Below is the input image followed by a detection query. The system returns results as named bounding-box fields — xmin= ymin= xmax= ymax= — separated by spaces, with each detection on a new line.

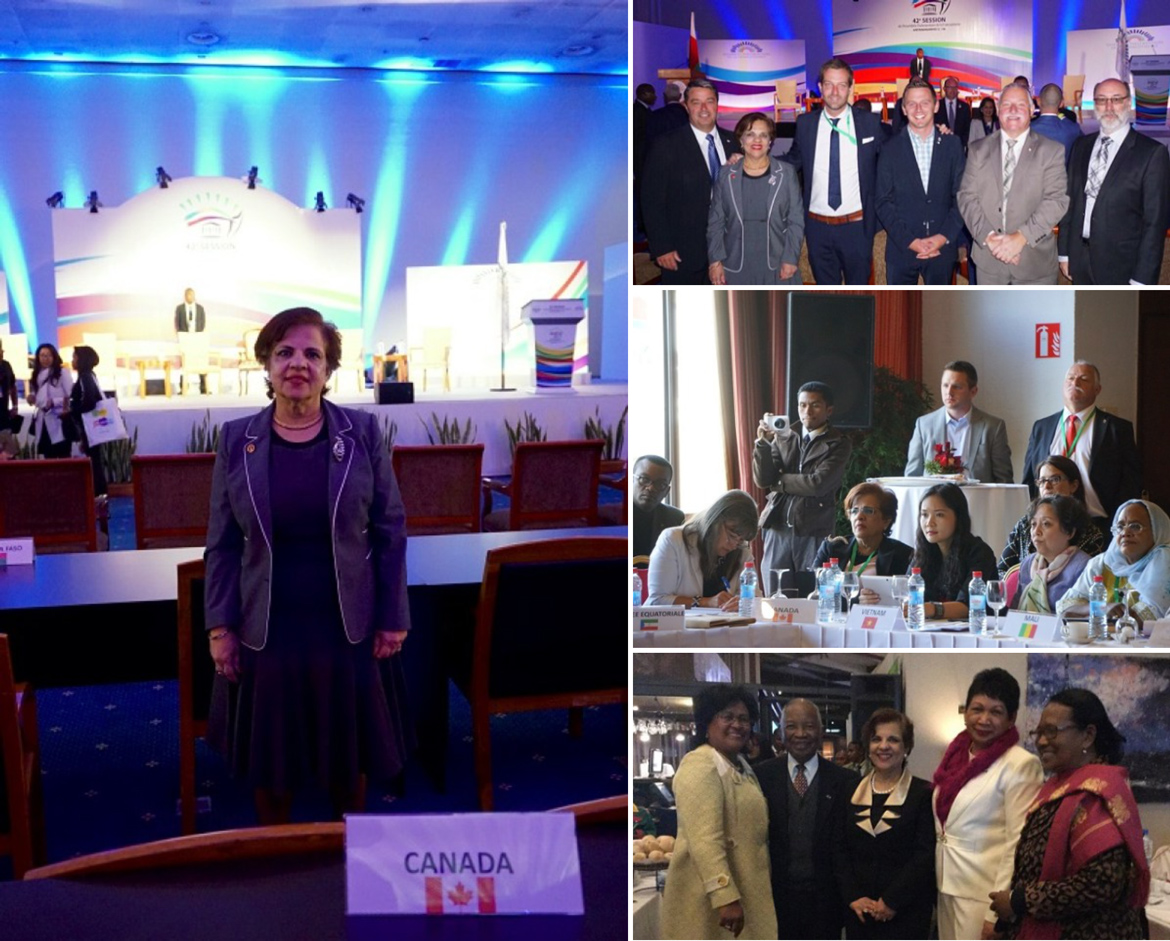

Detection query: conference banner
xmin=698 ymin=39 xmax=807 ymax=129
xmin=831 ymin=0 xmax=1032 ymax=96
xmin=1068 ymin=26 xmax=1170 ymax=120
xmin=1132 ymin=55 xmax=1170 ymax=125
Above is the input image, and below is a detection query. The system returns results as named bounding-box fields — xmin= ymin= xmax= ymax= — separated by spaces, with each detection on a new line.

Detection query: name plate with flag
xmin=1001 ymin=610 xmax=1060 ymax=643
xmin=758 ymin=597 xmax=817 ymax=625
xmin=635 ymin=605 xmax=685 ymax=632
xmin=346 ymin=813 xmax=584 ymax=915
xmin=0 ymin=537 xmax=35 ymax=566
xmin=845 ymin=605 xmax=904 ymax=632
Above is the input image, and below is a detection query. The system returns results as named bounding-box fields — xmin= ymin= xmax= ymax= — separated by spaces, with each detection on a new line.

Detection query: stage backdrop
xmin=1067 ymin=24 xmax=1170 ymax=115
xmin=831 ymin=0 xmax=1033 ymax=95
xmin=698 ymin=39 xmax=807 ymax=129
xmin=51 ymin=177 xmax=360 ymax=352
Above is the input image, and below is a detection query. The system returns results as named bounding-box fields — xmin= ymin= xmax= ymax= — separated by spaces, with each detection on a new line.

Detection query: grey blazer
xmin=957 ymin=130 xmax=1069 ymax=283
xmin=204 ymin=398 xmax=410 ymax=649
xmin=904 ymin=405 xmax=1013 ymax=483
xmin=707 ymin=157 xmax=804 ymax=282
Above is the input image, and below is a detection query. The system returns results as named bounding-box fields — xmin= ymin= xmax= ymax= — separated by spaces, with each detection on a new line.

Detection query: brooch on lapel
xmin=332 ymin=436 xmax=346 ymax=462
xmin=245 ymin=443 xmax=255 ymax=454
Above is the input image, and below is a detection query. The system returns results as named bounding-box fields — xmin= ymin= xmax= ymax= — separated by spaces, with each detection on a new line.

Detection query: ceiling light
xmin=86 ymin=191 xmax=101 ymax=213
xmin=45 ymin=191 xmax=64 ymax=209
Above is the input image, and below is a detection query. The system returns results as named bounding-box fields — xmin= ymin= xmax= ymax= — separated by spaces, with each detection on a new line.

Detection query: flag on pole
xmin=1116 ymin=0 xmax=1130 ymax=82
xmin=688 ymin=12 xmax=699 ymax=72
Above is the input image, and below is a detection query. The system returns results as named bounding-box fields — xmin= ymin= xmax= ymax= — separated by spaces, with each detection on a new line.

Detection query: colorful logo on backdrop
xmin=729 ymin=41 xmax=766 ymax=59
xmin=909 ymin=0 xmax=952 ymax=25
xmin=179 ymin=191 xmax=244 ymax=250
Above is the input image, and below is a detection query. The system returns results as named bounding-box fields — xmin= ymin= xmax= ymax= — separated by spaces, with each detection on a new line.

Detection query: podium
xmin=520 ymin=299 xmax=584 ymax=392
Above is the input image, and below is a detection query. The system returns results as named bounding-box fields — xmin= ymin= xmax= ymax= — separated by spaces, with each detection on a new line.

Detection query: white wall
xmin=1074 ymin=291 xmax=1139 ymax=431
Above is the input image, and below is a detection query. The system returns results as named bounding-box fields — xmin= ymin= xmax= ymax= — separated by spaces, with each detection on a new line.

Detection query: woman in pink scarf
xmin=990 ymin=688 xmax=1149 ymax=939
xmin=932 ymin=668 xmax=1044 ymax=939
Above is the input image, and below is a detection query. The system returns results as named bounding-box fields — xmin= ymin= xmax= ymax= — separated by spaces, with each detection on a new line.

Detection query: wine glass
xmin=985 ymin=580 xmax=1006 ymax=636
xmin=770 ymin=567 xmax=790 ymax=602
xmin=891 ymin=576 xmax=909 ymax=622
xmin=1115 ymin=588 xmax=1140 ymax=641
xmin=839 ymin=572 xmax=860 ymax=618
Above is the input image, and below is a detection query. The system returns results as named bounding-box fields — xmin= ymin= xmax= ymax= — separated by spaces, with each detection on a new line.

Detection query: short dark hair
xmin=1047 ymin=688 xmax=1126 ymax=764
xmin=965 ymin=667 xmax=1021 ymax=718
xmin=818 ymin=58 xmax=854 ymax=88
xmin=904 ymin=77 xmax=937 ymax=100
xmin=1030 ymin=494 xmax=1091 ymax=544
xmin=1038 ymin=83 xmax=1063 ymax=109
xmin=734 ymin=111 xmax=775 ymax=143
xmin=684 ymin=79 xmax=718 ymax=103
xmin=845 ymin=482 xmax=899 ymax=535
xmin=798 ymin=380 xmax=834 ymax=406
xmin=634 ymin=454 xmax=673 ymax=476
xmin=72 ymin=345 xmax=100 ymax=372
xmin=1034 ymin=455 xmax=1087 ymax=504
xmin=861 ymin=708 xmax=915 ymax=756
xmin=636 ymin=83 xmax=656 ymax=98
xmin=694 ymin=684 xmax=758 ymax=741
xmin=942 ymin=360 xmax=978 ymax=386
xmin=254 ymin=307 xmax=342 ymax=400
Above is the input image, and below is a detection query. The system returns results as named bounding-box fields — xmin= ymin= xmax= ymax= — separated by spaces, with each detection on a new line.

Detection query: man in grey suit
xmin=905 ymin=361 xmax=1013 ymax=482
xmin=957 ymin=84 xmax=1069 ymax=284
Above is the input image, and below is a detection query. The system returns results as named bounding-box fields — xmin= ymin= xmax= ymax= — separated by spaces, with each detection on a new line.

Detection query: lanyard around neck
xmin=850 ymin=540 xmax=880 ymax=575
xmin=1061 ymin=408 xmax=1093 ymax=457
xmin=822 ymin=107 xmax=857 ymax=146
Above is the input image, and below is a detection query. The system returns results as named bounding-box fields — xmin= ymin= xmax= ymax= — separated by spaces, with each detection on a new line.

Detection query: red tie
xmin=1065 ymin=415 xmax=1078 ymax=456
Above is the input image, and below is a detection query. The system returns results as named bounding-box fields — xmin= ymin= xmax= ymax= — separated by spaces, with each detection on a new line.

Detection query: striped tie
xmin=1002 ymin=138 xmax=1017 ymax=229
xmin=1085 ymin=136 xmax=1112 ymax=201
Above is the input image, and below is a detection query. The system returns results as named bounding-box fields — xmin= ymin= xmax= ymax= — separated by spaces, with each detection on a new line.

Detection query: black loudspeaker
xmin=850 ymin=674 xmax=904 ymax=743
xmin=376 ymin=381 xmax=414 ymax=405
xmin=144 ymin=379 xmax=166 ymax=396
xmin=786 ymin=294 xmax=875 ymax=430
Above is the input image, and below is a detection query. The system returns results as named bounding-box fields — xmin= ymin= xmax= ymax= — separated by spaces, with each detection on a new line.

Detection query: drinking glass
xmin=892 ymin=576 xmax=909 ymax=609
xmin=1115 ymin=588 xmax=1141 ymax=640
xmin=770 ymin=567 xmax=790 ymax=602
xmin=839 ymin=572 xmax=860 ymax=617
xmin=986 ymin=580 xmax=1006 ymax=636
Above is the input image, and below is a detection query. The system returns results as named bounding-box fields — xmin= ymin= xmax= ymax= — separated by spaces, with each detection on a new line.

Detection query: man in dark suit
xmin=1030 ymin=83 xmax=1081 ymax=164
xmin=1021 ymin=360 xmax=1140 ymax=525
xmin=633 ymin=83 xmax=656 ymax=236
xmin=631 ymin=454 xmax=684 ymax=557
xmin=935 ymin=77 xmax=972 ymax=150
xmin=877 ymin=79 xmax=966 ymax=284
xmin=174 ymin=287 xmax=206 ymax=333
xmin=640 ymin=80 xmax=741 ymax=285
xmin=1058 ymin=77 xmax=1170 ymax=285
xmin=783 ymin=58 xmax=884 ymax=285
xmin=756 ymin=699 xmax=857 ymax=941
xmin=644 ymin=82 xmax=689 ymax=148
xmin=909 ymin=48 xmax=931 ymax=83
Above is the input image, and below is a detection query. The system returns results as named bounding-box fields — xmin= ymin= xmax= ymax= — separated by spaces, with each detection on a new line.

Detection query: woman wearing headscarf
xmin=990 ymin=688 xmax=1148 ymax=939
xmin=932 ymin=668 xmax=1044 ymax=940
xmin=661 ymin=684 xmax=777 ymax=939
xmin=1057 ymin=498 xmax=1170 ymax=628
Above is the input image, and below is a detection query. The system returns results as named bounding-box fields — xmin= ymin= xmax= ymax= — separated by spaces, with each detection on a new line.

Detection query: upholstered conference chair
xmin=0 ymin=633 xmax=46 ymax=879
xmin=482 ymin=439 xmax=603 ymax=532
xmin=131 ymin=454 xmax=216 ymax=549
xmin=391 ymin=443 xmax=484 ymax=535
xmin=0 ymin=458 xmax=97 ymax=553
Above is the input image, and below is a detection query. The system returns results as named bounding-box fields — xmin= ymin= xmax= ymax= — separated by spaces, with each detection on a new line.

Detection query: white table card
xmin=844 ymin=604 xmax=904 ymax=632
xmin=1001 ymin=610 xmax=1060 ymax=644
xmin=758 ymin=597 xmax=817 ymax=625
xmin=634 ymin=605 xmax=685 ymax=632
xmin=0 ymin=538 xmax=35 ymax=566
xmin=1146 ymin=620 xmax=1170 ymax=648
xmin=346 ymin=813 xmax=584 ymax=915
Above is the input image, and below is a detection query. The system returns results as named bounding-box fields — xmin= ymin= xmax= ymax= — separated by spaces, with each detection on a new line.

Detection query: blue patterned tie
xmin=706 ymin=133 xmax=720 ymax=183
xmin=828 ymin=118 xmax=842 ymax=210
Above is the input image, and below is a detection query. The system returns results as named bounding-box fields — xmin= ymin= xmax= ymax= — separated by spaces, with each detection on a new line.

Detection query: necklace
xmin=871 ymin=774 xmax=900 ymax=795
xmin=272 ymin=411 xmax=323 ymax=431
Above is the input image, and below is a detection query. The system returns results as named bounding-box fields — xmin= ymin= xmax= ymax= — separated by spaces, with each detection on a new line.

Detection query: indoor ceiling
xmin=0 ymin=0 xmax=627 ymax=75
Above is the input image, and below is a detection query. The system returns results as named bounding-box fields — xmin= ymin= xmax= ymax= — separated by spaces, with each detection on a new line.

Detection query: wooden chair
xmin=391 ymin=443 xmax=484 ymax=535
xmin=236 ymin=328 xmax=264 ymax=396
xmin=1063 ymin=73 xmax=1085 ymax=122
xmin=132 ymin=454 xmax=216 ymax=549
xmin=177 ymin=333 xmax=221 ymax=395
xmin=409 ymin=327 xmax=452 ymax=392
xmin=773 ymin=79 xmax=803 ymax=122
xmin=853 ymin=83 xmax=892 ymax=121
xmin=450 ymin=536 xmax=628 ymax=810
xmin=177 ymin=559 xmax=215 ymax=835
xmin=482 ymin=439 xmax=603 ymax=532
xmin=0 ymin=633 xmax=46 ymax=879
xmin=0 ymin=458 xmax=97 ymax=552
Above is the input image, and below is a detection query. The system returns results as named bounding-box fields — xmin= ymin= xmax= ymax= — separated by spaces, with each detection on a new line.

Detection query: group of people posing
xmin=638 ymin=359 xmax=1168 ymax=624
xmin=636 ymin=59 xmax=1170 ymax=285
xmin=661 ymin=670 xmax=1150 ymax=939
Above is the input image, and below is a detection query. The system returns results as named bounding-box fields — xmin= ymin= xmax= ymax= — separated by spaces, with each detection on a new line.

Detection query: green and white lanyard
xmin=1061 ymin=407 xmax=1094 ymax=458
xmin=821 ymin=106 xmax=858 ymax=146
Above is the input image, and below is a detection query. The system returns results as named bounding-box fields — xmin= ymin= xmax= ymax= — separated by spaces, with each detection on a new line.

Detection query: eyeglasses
xmin=1093 ymin=96 xmax=1129 ymax=107
xmin=741 ymin=131 xmax=772 ymax=141
xmin=848 ymin=506 xmax=878 ymax=517
xmin=1112 ymin=521 xmax=1147 ymax=536
xmin=1036 ymin=475 xmax=1067 ymax=487
xmin=635 ymin=474 xmax=670 ymax=495
xmin=716 ymin=711 xmax=752 ymax=727
xmin=721 ymin=522 xmax=750 ymax=544
xmin=1029 ymin=724 xmax=1077 ymax=741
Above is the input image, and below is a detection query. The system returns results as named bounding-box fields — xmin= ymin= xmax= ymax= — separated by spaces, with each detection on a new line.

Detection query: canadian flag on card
xmin=425 ymin=876 xmax=496 ymax=914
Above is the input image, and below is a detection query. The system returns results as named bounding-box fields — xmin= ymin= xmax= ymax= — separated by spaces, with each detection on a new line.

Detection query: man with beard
xmin=1058 ymin=77 xmax=1170 ymax=285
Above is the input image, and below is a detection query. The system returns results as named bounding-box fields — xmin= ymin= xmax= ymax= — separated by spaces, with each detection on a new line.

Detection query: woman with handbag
xmin=27 ymin=343 xmax=73 ymax=458
xmin=65 ymin=345 xmax=107 ymax=495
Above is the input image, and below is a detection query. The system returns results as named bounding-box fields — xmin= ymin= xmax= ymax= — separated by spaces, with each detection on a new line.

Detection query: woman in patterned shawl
xmin=990 ymin=688 xmax=1149 ymax=939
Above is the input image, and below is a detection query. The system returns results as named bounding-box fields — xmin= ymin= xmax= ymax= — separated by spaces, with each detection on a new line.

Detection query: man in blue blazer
xmin=782 ymin=58 xmax=884 ymax=285
xmin=877 ymin=79 xmax=967 ymax=285
xmin=1030 ymin=84 xmax=1082 ymax=165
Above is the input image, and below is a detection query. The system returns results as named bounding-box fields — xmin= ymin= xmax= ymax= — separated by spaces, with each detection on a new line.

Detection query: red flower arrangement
xmin=925 ymin=442 xmax=965 ymax=475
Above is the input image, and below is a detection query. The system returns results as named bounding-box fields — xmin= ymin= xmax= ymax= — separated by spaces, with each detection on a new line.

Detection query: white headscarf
xmin=1103 ymin=499 xmax=1170 ymax=615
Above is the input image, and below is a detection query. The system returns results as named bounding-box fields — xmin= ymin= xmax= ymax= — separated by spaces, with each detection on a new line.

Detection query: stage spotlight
xmin=314 ymin=192 xmax=327 ymax=212
xmin=346 ymin=193 xmax=365 ymax=213
xmin=156 ymin=166 xmax=172 ymax=188
xmin=247 ymin=166 xmax=258 ymax=189
xmin=86 ymin=191 xmax=102 ymax=213
xmin=45 ymin=191 xmax=64 ymax=209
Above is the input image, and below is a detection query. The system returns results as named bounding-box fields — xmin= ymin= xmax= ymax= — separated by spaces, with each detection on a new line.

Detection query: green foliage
xmin=420 ymin=412 xmax=476 ymax=445
xmin=186 ymin=410 xmax=221 ymax=453
xmin=583 ymin=405 xmax=627 ymax=460
xmin=834 ymin=368 xmax=933 ymax=536
xmin=504 ymin=411 xmax=546 ymax=454
xmin=380 ymin=416 xmax=398 ymax=451
xmin=100 ymin=426 xmax=139 ymax=484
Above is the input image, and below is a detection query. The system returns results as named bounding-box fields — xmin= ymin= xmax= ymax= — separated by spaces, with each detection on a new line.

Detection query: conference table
xmin=875 ymin=477 xmax=1031 ymax=557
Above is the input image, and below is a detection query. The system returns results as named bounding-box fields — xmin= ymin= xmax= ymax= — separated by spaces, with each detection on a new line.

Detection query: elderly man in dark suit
xmin=783 ymin=58 xmax=884 ymax=285
xmin=756 ymin=699 xmax=858 ymax=941
xmin=631 ymin=455 xmax=684 ymax=558
xmin=640 ymin=80 xmax=741 ymax=285
xmin=935 ymin=78 xmax=972 ymax=150
xmin=957 ymin=84 xmax=1068 ymax=284
xmin=876 ymin=79 xmax=967 ymax=285
xmin=1021 ymin=360 xmax=1141 ymax=526
xmin=644 ymin=81 xmax=689 ymax=147
xmin=1058 ymin=78 xmax=1170 ymax=286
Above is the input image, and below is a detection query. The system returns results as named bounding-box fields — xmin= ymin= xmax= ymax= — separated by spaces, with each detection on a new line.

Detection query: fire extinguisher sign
xmin=1035 ymin=323 xmax=1060 ymax=358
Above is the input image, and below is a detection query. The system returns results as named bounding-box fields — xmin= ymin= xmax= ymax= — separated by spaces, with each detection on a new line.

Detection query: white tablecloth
xmin=875 ymin=477 xmax=1031 ymax=560
xmin=632 ymin=882 xmax=660 ymax=939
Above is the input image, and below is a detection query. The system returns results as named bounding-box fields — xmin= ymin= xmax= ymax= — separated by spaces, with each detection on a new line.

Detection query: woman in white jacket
xmin=931 ymin=668 xmax=1043 ymax=940
xmin=27 ymin=343 xmax=73 ymax=458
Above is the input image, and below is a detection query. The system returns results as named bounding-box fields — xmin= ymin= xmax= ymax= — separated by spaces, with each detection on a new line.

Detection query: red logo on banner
xmin=1036 ymin=324 xmax=1060 ymax=358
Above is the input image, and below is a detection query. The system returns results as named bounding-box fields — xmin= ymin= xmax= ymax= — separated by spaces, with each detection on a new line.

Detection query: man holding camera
xmin=752 ymin=381 xmax=853 ymax=591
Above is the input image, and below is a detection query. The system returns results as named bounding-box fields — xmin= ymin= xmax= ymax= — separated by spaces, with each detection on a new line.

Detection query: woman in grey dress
xmin=707 ymin=112 xmax=804 ymax=285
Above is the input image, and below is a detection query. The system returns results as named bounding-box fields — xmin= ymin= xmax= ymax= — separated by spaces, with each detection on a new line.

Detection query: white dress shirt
xmin=691 ymin=123 xmax=728 ymax=169
xmin=1081 ymin=122 xmax=1130 ymax=239
xmin=1047 ymin=406 xmax=1103 ymax=518
xmin=946 ymin=410 xmax=971 ymax=467
xmin=810 ymin=109 xmax=862 ymax=216
xmin=788 ymin=752 xmax=820 ymax=787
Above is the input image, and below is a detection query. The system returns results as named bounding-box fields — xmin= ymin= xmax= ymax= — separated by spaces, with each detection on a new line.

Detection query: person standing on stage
xmin=174 ymin=287 xmax=206 ymax=334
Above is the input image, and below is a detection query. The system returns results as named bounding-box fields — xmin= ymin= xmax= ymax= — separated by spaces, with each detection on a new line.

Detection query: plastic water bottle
xmin=816 ymin=563 xmax=833 ymax=624
xmin=1089 ymin=575 xmax=1108 ymax=641
xmin=1144 ymin=828 xmax=1154 ymax=865
xmin=632 ymin=569 xmax=642 ymax=609
xmin=969 ymin=571 xmax=988 ymax=634
xmin=907 ymin=568 xmax=926 ymax=631
xmin=828 ymin=558 xmax=844 ymax=622
xmin=738 ymin=561 xmax=758 ymax=619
